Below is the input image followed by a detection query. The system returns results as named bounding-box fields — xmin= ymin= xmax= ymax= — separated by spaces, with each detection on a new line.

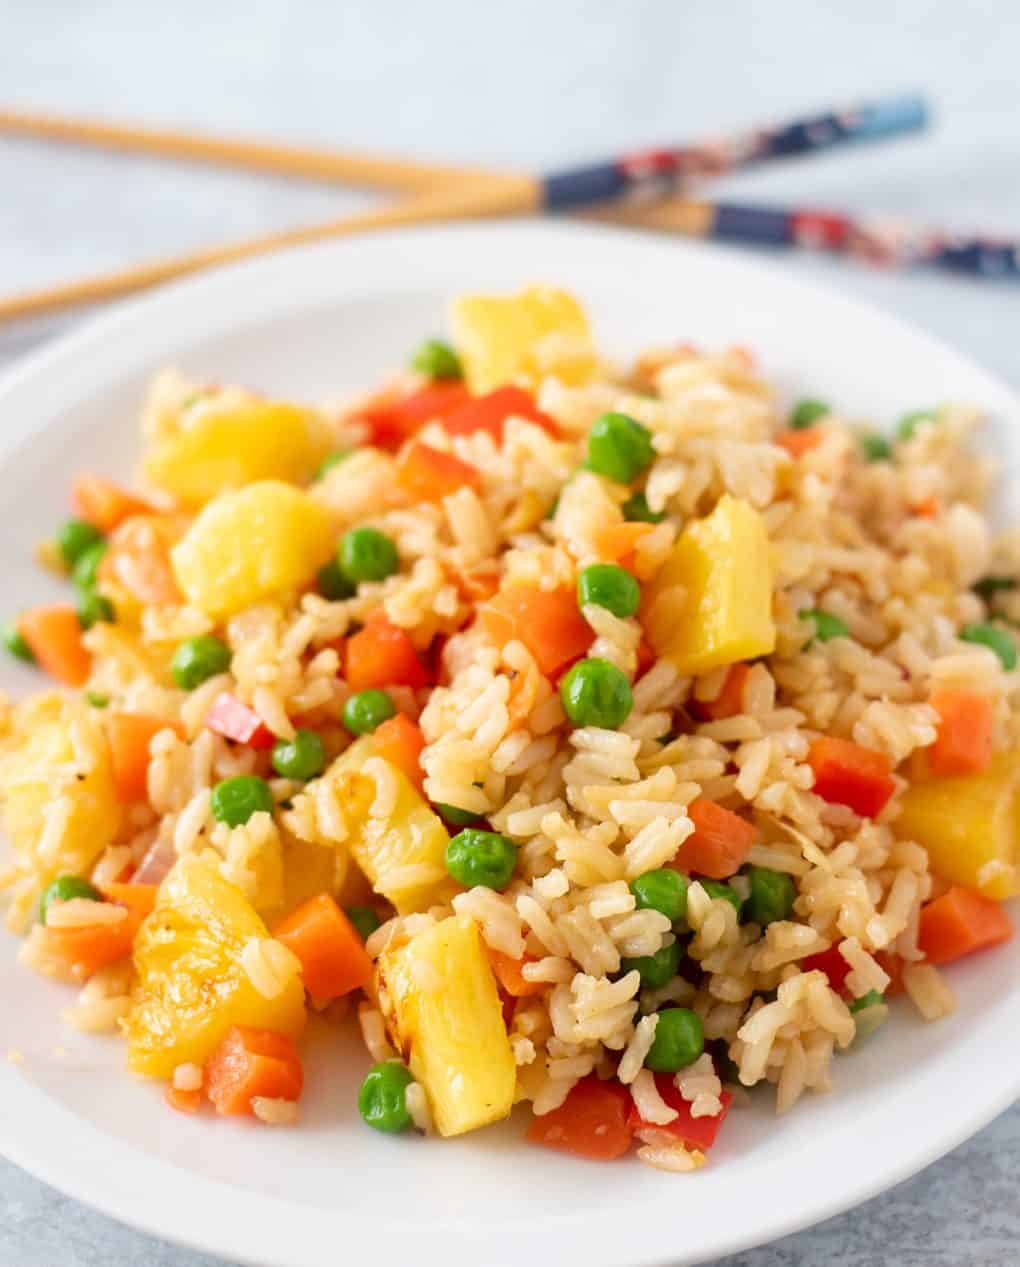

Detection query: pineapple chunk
xmin=643 ymin=494 xmax=776 ymax=674
xmin=897 ymin=753 xmax=1020 ymax=898
xmin=0 ymin=694 xmax=120 ymax=889
xmin=378 ymin=915 xmax=515 ymax=1136
xmin=126 ymin=854 xmax=305 ymax=1078
xmin=331 ymin=736 xmax=455 ymax=914
xmin=143 ymin=400 xmax=333 ymax=507
xmin=171 ymin=480 xmax=335 ymax=618
xmin=450 ymin=285 xmax=596 ymax=393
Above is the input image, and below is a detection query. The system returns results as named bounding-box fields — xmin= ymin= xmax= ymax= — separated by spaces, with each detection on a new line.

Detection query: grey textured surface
xmin=0 ymin=1 xmax=1017 ymax=1264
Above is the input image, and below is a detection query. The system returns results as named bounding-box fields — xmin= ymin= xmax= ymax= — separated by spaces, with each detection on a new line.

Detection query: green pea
xmin=630 ymin=869 xmax=688 ymax=924
xmin=172 ymin=634 xmax=232 ymax=689
xmin=338 ymin=527 xmax=399 ymax=584
xmin=358 ymin=1060 xmax=413 ymax=1133
xmin=315 ymin=450 xmax=353 ymax=481
xmin=85 ymin=690 xmax=110 ymax=708
xmin=76 ymin=590 xmax=114 ymax=630
xmin=621 ymin=491 xmax=666 ymax=524
xmin=445 ymin=829 xmax=518 ymax=891
xmin=1 ymin=619 xmax=34 ymax=663
xmin=622 ymin=939 xmax=681 ymax=989
xmin=56 ymin=518 xmax=103 ymax=568
xmin=434 ymin=802 xmax=482 ymax=828
xmin=896 ymin=408 xmax=938 ymax=442
xmin=577 ymin=563 xmax=640 ymax=619
xmin=346 ymin=906 xmax=381 ymax=942
xmin=560 ymin=658 xmax=633 ymax=730
xmin=859 ymin=433 xmax=892 ymax=462
xmin=645 ymin=1007 xmax=704 ymax=1072
xmin=973 ymin=576 xmax=1018 ymax=603
xmin=343 ymin=689 xmax=397 ymax=735
xmin=271 ymin=729 xmax=326 ymax=780
xmin=316 ymin=559 xmax=356 ymax=601
xmin=849 ymin=989 xmax=884 ymax=1014
xmin=40 ymin=875 xmax=101 ymax=925
xmin=701 ymin=880 xmax=743 ymax=917
xmin=744 ymin=866 xmax=795 ymax=927
xmin=800 ymin=608 xmax=850 ymax=644
xmin=789 ymin=399 xmax=829 ymax=430
xmin=586 ymin=412 xmax=655 ymax=484
xmin=210 ymin=775 xmax=274 ymax=827
xmin=72 ymin=541 xmax=109 ymax=592
xmin=960 ymin=622 xmax=1018 ymax=671
xmin=411 ymin=338 xmax=463 ymax=380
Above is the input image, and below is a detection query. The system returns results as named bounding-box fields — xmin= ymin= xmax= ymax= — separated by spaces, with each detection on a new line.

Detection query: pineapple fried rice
xmin=1 ymin=284 xmax=1017 ymax=1169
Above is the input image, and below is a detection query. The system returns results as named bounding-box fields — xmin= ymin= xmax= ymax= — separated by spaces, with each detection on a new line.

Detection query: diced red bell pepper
xmin=205 ymin=692 xmax=276 ymax=749
xmin=526 ymin=1075 xmax=633 ymax=1161
xmin=626 ymin=1077 xmax=733 ymax=1152
xmin=395 ymin=440 xmax=481 ymax=502
xmin=360 ymin=382 xmax=472 ymax=449
xmin=807 ymin=736 xmax=895 ymax=818
xmin=441 ymin=386 xmax=560 ymax=443
xmin=801 ymin=945 xmax=851 ymax=996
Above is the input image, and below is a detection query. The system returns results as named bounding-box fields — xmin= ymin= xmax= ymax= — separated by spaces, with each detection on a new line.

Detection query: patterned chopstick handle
xmin=541 ymin=95 xmax=928 ymax=210
xmin=706 ymin=203 xmax=1020 ymax=280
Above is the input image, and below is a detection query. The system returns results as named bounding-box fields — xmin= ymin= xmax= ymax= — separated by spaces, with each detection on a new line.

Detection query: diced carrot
xmin=46 ymin=905 xmax=145 ymax=982
xmin=692 ymin=663 xmax=751 ymax=722
xmin=917 ymin=885 xmax=1014 ymax=965
xmin=801 ymin=945 xmax=852 ymax=996
xmin=776 ymin=428 xmax=824 ymax=458
xmin=927 ymin=690 xmax=994 ymax=778
xmin=526 ymin=1075 xmax=633 ymax=1160
xmin=107 ymin=713 xmax=185 ymax=802
xmin=345 ymin=615 xmax=428 ymax=691
xmin=442 ymin=386 xmax=560 ymax=443
xmin=395 ymin=441 xmax=481 ymax=503
xmin=165 ymin=1085 xmax=202 ymax=1115
xmin=627 ymin=1078 xmax=733 ymax=1151
xmin=449 ymin=563 xmax=501 ymax=605
xmin=911 ymin=495 xmax=940 ymax=518
xmin=807 ymin=736 xmax=895 ymax=818
xmin=593 ymin=522 xmax=655 ymax=573
xmin=479 ymin=585 xmax=591 ymax=678
xmin=488 ymin=948 xmax=546 ymax=998
xmin=17 ymin=606 xmax=91 ymax=686
xmin=205 ymin=693 xmax=275 ymax=749
xmin=672 ymin=798 xmax=756 ymax=880
xmin=873 ymin=950 xmax=905 ymax=997
xmin=99 ymin=515 xmax=183 ymax=606
xmin=97 ymin=880 xmax=159 ymax=919
xmin=360 ymin=382 xmax=472 ymax=449
xmin=72 ymin=474 xmax=152 ymax=533
xmin=371 ymin=714 xmax=425 ymax=791
xmin=205 ymin=1026 xmax=304 ymax=1116
xmin=273 ymin=894 xmax=373 ymax=1005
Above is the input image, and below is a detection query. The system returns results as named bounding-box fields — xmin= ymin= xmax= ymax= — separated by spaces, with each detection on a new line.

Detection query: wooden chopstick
xmin=0 ymin=174 xmax=541 ymax=323
xmin=0 ymin=106 xmax=484 ymax=192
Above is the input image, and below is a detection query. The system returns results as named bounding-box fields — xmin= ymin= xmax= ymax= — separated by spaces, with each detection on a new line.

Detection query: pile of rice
xmin=2 ymin=302 xmax=1016 ymax=1170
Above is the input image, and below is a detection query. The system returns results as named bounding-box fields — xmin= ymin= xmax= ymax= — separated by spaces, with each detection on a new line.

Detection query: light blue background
xmin=0 ymin=1 xmax=1017 ymax=1263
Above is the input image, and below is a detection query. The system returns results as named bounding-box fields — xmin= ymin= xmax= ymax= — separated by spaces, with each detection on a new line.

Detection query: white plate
xmin=0 ymin=222 xmax=1018 ymax=1267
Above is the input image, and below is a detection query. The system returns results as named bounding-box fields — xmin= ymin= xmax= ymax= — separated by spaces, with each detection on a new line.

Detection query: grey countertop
xmin=0 ymin=1 xmax=1017 ymax=1263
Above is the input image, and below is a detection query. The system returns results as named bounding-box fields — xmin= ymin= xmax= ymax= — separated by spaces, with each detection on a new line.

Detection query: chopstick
xmin=601 ymin=195 xmax=1020 ymax=279
xmin=0 ymin=94 xmax=929 ymax=323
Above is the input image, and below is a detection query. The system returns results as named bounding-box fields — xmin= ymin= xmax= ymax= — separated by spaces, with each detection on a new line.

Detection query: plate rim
xmin=0 ymin=217 xmax=1018 ymax=1267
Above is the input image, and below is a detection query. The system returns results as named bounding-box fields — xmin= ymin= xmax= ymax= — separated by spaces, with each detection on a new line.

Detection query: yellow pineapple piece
xmin=378 ymin=915 xmax=515 ymax=1136
xmin=643 ymin=494 xmax=776 ymax=674
xmin=126 ymin=854 xmax=305 ymax=1078
xmin=171 ymin=480 xmax=335 ymax=618
xmin=450 ymin=285 xmax=596 ymax=393
xmin=0 ymin=694 xmax=121 ymax=890
xmin=143 ymin=400 xmax=333 ymax=507
xmin=897 ymin=753 xmax=1020 ymax=898
xmin=330 ymin=736 xmax=455 ymax=915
